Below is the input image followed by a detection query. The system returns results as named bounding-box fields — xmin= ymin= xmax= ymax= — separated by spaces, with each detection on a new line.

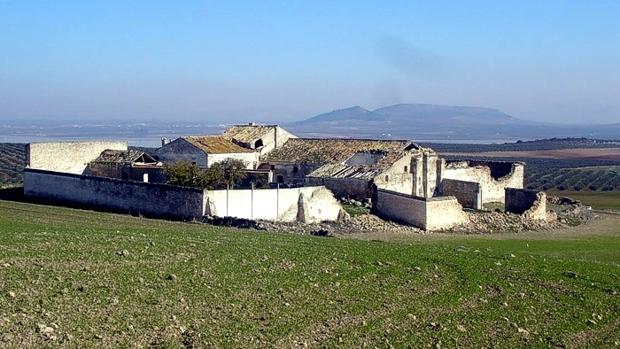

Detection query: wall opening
xmin=255 ymin=139 xmax=264 ymax=148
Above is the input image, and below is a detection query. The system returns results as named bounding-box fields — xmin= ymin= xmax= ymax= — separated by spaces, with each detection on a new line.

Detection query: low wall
xmin=204 ymin=186 xmax=342 ymax=223
xmin=373 ymin=189 xmax=469 ymax=230
xmin=24 ymin=169 xmax=204 ymax=220
xmin=505 ymin=188 xmax=547 ymax=220
xmin=26 ymin=141 xmax=128 ymax=174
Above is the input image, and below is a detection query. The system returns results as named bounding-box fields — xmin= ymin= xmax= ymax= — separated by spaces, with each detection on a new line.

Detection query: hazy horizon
xmin=1 ymin=1 xmax=619 ymax=124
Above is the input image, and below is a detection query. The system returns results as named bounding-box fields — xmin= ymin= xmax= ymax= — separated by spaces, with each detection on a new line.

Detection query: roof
xmin=183 ymin=136 xmax=254 ymax=154
xmin=92 ymin=149 xmax=157 ymax=164
xmin=222 ymin=125 xmax=277 ymax=144
xmin=263 ymin=138 xmax=418 ymax=164
xmin=308 ymin=163 xmax=386 ymax=180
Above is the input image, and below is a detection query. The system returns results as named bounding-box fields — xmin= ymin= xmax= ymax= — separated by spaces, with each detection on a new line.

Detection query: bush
xmin=165 ymin=159 xmax=247 ymax=189
xmin=165 ymin=160 xmax=204 ymax=187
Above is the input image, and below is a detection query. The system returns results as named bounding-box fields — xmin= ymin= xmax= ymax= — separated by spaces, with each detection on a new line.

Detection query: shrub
xmin=165 ymin=160 xmax=204 ymax=188
xmin=165 ymin=159 xmax=248 ymax=189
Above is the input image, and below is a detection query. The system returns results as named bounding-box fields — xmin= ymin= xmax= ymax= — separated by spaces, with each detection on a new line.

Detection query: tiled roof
xmin=263 ymin=138 xmax=417 ymax=164
xmin=223 ymin=125 xmax=277 ymax=144
xmin=92 ymin=149 xmax=156 ymax=164
xmin=308 ymin=163 xmax=385 ymax=180
xmin=183 ymin=136 xmax=254 ymax=154
xmin=264 ymin=138 xmax=433 ymax=179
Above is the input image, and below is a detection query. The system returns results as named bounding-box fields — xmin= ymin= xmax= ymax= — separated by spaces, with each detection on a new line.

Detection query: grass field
xmin=0 ymin=201 xmax=619 ymax=348
xmin=548 ymin=190 xmax=620 ymax=211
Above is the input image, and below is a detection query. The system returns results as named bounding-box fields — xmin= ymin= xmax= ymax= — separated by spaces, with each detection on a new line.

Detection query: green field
xmin=548 ymin=190 xmax=620 ymax=211
xmin=0 ymin=201 xmax=619 ymax=348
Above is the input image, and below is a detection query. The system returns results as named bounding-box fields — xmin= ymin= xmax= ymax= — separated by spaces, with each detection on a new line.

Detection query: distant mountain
xmin=288 ymin=103 xmax=620 ymax=141
xmin=302 ymin=103 xmax=515 ymax=125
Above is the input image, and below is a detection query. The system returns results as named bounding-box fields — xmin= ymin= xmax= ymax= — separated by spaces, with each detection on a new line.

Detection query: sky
xmin=0 ymin=0 xmax=619 ymax=124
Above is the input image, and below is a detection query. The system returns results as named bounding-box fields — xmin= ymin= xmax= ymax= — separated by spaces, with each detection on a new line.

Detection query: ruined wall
xmin=505 ymin=188 xmax=547 ymax=220
xmin=425 ymin=198 xmax=470 ymax=230
xmin=373 ymin=189 xmax=469 ymax=230
xmin=256 ymin=127 xmax=297 ymax=155
xmin=155 ymin=138 xmax=207 ymax=168
xmin=24 ymin=169 xmax=204 ymax=220
xmin=203 ymin=186 xmax=342 ymax=223
xmin=207 ymin=152 xmax=260 ymax=169
xmin=373 ymin=189 xmax=427 ymax=228
xmin=440 ymin=179 xmax=482 ymax=210
xmin=26 ymin=141 xmax=127 ymax=174
xmin=306 ymin=176 xmax=370 ymax=200
xmin=374 ymin=155 xmax=414 ymax=195
xmin=441 ymin=161 xmax=524 ymax=204
xmin=85 ymin=163 xmax=167 ymax=183
xmin=271 ymin=163 xmax=320 ymax=185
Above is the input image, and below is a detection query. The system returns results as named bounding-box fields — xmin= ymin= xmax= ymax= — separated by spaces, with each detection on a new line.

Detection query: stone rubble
xmin=201 ymin=194 xmax=592 ymax=235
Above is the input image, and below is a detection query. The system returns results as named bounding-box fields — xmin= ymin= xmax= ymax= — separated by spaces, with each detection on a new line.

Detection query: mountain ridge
xmin=288 ymin=103 xmax=620 ymax=141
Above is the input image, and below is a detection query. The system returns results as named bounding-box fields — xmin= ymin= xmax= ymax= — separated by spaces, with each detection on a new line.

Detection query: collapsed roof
xmin=263 ymin=138 xmax=425 ymax=179
xmin=92 ymin=149 xmax=158 ymax=164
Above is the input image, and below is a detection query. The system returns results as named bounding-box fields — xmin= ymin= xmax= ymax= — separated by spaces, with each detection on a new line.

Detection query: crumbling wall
xmin=24 ymin=168 xmax=204 ymax=220
xmin=505 ymin=188 xmax=547 ymax=220
xmin=425 ymin=197 xmax=470 ymax=230
xmin=26 ymin=141 xmax=127 ymax=174
xmin=271 ymin=163 xmax=320 ymax=185
xmin=441 ymin=161 xmax=524 ymax=204
xmin=373 ymin=189 xmax=469 ymax=230
xmin=374 ymin=155 xmax=414 ymax=196
xmin=440 ymin=179 xmax=482 ymax=210
xmin=306 ymin=176 xmax=370 ymax=200
xmin=203 ymin=186 xmax=342 ymax=223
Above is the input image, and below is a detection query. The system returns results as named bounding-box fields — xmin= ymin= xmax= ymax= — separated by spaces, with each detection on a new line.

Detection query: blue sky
xmin=0 ymin=1 xmax=619 ymax=123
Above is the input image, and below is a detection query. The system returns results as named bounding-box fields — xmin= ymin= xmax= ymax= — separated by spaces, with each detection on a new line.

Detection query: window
xmin=404 ymin=166 xmax=408 ymax=172
xmin=277 ymin=175 xmax=284 ymax=184
xmin=385 ymin=175 xmax=389 ymax=182
xmin=293 ymin=166 xmax=299 ymax=174
xmin=255 ymin=139 xmax=264 ymax=148
xmin=270 ymin=165 xmax=275 ymax=170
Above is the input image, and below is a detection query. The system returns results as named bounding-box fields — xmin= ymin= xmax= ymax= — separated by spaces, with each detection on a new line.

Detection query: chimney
xmin=161 ymin=137 xmax=170 ymax=146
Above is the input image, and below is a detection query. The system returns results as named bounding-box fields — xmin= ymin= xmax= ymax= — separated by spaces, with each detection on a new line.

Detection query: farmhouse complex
xmin=23 ymin=124 xmax=546 ymax=230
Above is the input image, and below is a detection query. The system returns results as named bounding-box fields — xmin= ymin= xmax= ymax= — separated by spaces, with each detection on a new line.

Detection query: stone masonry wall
xmin=373 ymin=189 xmax=469 ymax=230
xmin=441 ymin=161 xmax=524 ymax=204
xmin=440 ymin=179 xmax=482 ymax=209
xmin=505 ymin=188 xmax=547 ymax=220
xmin=26 ymin=141 xmax=127 ymax=174
xmin=24 ymin=169 xmax=204 ymax=220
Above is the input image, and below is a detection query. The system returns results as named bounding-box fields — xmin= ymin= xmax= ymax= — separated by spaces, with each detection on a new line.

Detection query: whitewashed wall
xmin=204 ymin=186 xmax=342 ymax=223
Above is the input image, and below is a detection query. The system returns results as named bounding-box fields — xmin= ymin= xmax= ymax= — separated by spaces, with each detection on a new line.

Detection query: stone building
xmin=222 ymin=124 xmax=296 ymax=155
xmin=84 ymin=149 xmax=166 ymax=183
xmin=155 ymin=135 xmax=260 ymax=169
xmin=261 ymin=138 xmax=438 ymax=199
xmin=261 ymin=137 xmax=524 ymax=206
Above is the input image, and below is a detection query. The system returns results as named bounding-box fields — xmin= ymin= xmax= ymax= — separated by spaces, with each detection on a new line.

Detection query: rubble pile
xmin=547 ymin=196 xmax=594 ymax=225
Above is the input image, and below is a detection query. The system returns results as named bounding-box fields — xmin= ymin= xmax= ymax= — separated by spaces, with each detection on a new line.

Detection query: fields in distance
xmin=0 ymin=200 xmax=619 ymax=347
